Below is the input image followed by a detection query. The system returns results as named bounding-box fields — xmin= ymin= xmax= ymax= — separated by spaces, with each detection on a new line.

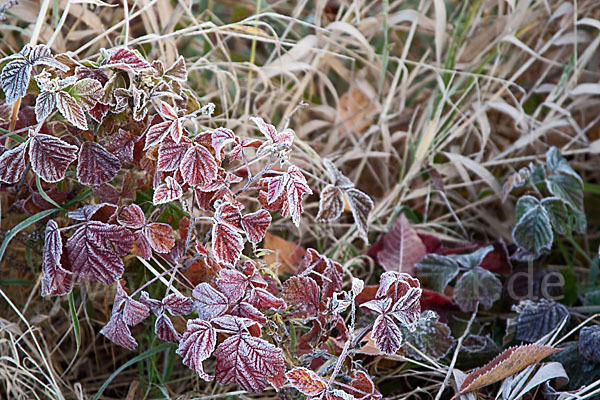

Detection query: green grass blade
xmin=0 ymin=208 xmax=58 ymax=262
xmin=92 ymin=343 xmax=175 ymax=400
xmin=68 ymin=292 xmax=81 ymax=351
xmin=36 ymin=175 xmax=66 ymax=211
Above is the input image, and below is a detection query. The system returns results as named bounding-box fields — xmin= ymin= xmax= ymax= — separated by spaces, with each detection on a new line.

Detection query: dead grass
xmin=1 ymin=0 xmax=600 ymax=398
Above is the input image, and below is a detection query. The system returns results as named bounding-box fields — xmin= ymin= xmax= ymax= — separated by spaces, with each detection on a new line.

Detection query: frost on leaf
xmin=216 ymin=269 xmax=249 ymax=303
xmin=67 ymin=221 xmax=134 ymax=285
xmin=176 ymin=318 xmax=217 ymax=380
xmin=453 ymin=267 xmax=501 ymax=312
xmin=251 ymin=116 xmax=294 ymax=155
xmin=144 ymin=120 xmax=173 ymax=150
xmin=111 ymin=281 xmax=150 ymax=326
xmin=317 ymin=184 xmax=344 ymax=222
xmin=371 ymin=309 xmax=404 ymax=354
xmin=35 ymin=90 xmax=56 ymax=122
xmin=241 ymin=210 xmax=271 ymax=244
xmin=158 ymin=138 xmax=191 ymax=172
xmin=140 ymin=291 xmax=163 ymax=316
xmin=281 ymin=276 xmax=320 ymax=319
xmin=0 ymin=141 xmax=28 ymax=184
xmin=415 ymin=254 xmax=459 ymax=293
xmin=211 ymin=127 xmax=236 ymax=161
xmin=101 ymin=47 xmax=152 ymax=74
xmin=296 ymin=249 xmax=343 ymax=301
xmin=117 ymin=204 xmax=145 ymax=229
xmin=100 ymin=312 xmax=137 ymax=350
xmin=102 ymin=129 xmax=135 ymax=165
xmin=29 ymin=45 xmax=68 ymax=71
xmin=214 ymin=333 xmax=285 ymax=392
xmin=347 ymin=370 xmax=382 ymax=400
xmin=346 ymin=188 xmax=374 ymax=243
xmin=267 ymin=174 xmax=288 ymax=205
xmin=56 ymin=91 xmax=88 ymax=130
xmin=286 ymin=367 xmax=327 ymax=397
xmin=212 ymin=221 xmax=244 ymax=266
xmin=192 ymin=283 xmax=229 ymax=321
xmin=153 ymin=176 xmax=183 ymax=205
xmin=286 ymin=165 xmax=313 ymax=227
xmin=77 ymin=141 xmax=122 ymax=185
xmin=457 ymin=344 xmax=561 ymax=396
xmin=1 ymin=57 xmax=32 ymax=104
xmin=155 ymin=314 xmax=181 ymax=343
xmin=248 ymin=288 xmax=285 ymax=310
xmin=402 ymin=311 xmax=454 ymax=361
xmin=579 ymin=326 xmax=600 ymax=363
xmin=514 ymin=299 xmax=569 ymax=343
xmin=41 ymin=220 xmax=73 ymax=297
xmin=323 ymin=158 xmax=354 ymax=189
xmin=67 ymin=203 xmax=117 ymax=222
xmin=378 ymin=213 xmax=426 ymax=275
xmin=29 ymin=132 xmax=78 ymax=183
xmin=68 ymin=78 xmax=103 ymax=110
xmin=179 ymin=144 xmax=218 ymax=186
xmin=512 ymin=196 xmax=553 ymax=259
xmin=163 ymin=293 xmax=193 ymax=315
xmin=165 ymin=56 xmax=188 ymax=81
xmin=231 ymin=302 xmax=267 ymax=325
xmin=212 ymin=315 xmax=261 ymax=336
xmin=143 ymin=223 xmax=175 ymax=254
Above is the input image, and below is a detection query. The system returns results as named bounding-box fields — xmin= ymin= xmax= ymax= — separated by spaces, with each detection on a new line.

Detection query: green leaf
xmin=546 ymin=146 xmax=582 ymax=184
xmin=415 ymin=254 xmax=459 ymax=293
xmin=546 ymin=174 xmax=584 ymax=211
xmin=529 ymin=163 xmax=546 ymax=187
xmin=93 ymin=343 xmax=175 ymax=400
xmin=0 ymin=208 xmax=58 ymax=262
xmin=454 ymin=266 xmax=502 ymax=312
xmin=450 ymin=245 xmax=494 ymax=270
xmin=515 ymin=195 xmax=540 ymax=221
xmin=68 ymin=292 xmax=81 ymax=351
xmin=541 ymin=197 xmax=569 ymax=235
xmin=402 ymin=311 xmax=454 ymax=361
xmin=512 ymin=203 xmax=553 ymax=256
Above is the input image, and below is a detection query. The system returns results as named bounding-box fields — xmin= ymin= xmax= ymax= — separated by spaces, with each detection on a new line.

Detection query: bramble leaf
xmin=165 ymin=56 xmax=187 ymax=81
xmin=1 ymin=57 xmax=32 ymax=104
xmin=286 ymin=367 xmax=327 ymax=397
xmin=323 ymin=158 xmax=354 ymax=189
xmin=67 ymin=203 xmax=117 ymax=222
xmin=514 ymin=299 xmax=569 ymax=343
xmin=241 ymin=209 xmax=271 ymax=244
xmin=41 ymin=220 xmax=73 ymax=297
xmin=77 ymin=141 xmax=122 ymax=185
xmin=157 ymin=138 xmax=191 ymax=172
xmin=212 ymin=221 xmax=244 ymax=266
xmin=153 ymin=176 xmax=183 ymax=205
xmin=216 ymin=269 xmax=249 ymax=303
xmin=512 ymin=198 xmax=553 ymax=257
xmin=579 ymin=326 xmax=600 ymax=363
xmin=67 ymin=78 xmax=103 ymax=110
xmin=35 ymin=91 xmax=56 ymax=122
xmin=117 ymin=204 xmax=145 ymax=229
xmin=143 ymin=223 xmax=175 ymax=254
xmin=0 ymin=141 xmax=28 ymax=184
xmin=378 ymin=213 xmax=426 ymax=275
xmin=100 ymin=312 xmax=137 ymax=350
xmin=56 ymin=91 xmax=88 ymax=130
xmin=102 ymin=129 xmax=135 ymax=165
xmin=286 ymin=165 xmax=312 ymax=227
xmin=546 ymin=174 xmax=584 ymax=211
xmin=155 ymin=314 xmax=181 ymax=343
xmin=177 ymin=318 xmax=217 ymax=381
xmin=192 ymin=283 xmax=229 ymax=321
xmin=29 ymin=132 xmax=78 ymax=183
xmin=453 ymin=267 xmax=501 ymax=312
xmin=372 ymin=311 xmax=403 ymax=355
xmin=316 ymin=184 xmax=344 ymax=222
xmin=450 ymin=246 xmax=494 ymax=270
xmin=281 ymin=276 xmax=320 ymax=319
xmin=415 ymin=254 xmax=459 ymax=293
xmin=345 ymin=188 xmax=374 ymax=243
xmin=402 ymin=311 xmax=454 ymax=361
xmin=214 ymin=333 xmax=285 ymax=392
xmin=179 ymin=144 xmax=218 ymax=186
xmin=163 ymin=293 xmax=193 ymax=316
xmin=101 ymin=47 xmax=152 ymax=74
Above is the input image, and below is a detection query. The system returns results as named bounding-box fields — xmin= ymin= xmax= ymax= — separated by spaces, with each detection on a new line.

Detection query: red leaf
xmin=176 ymin=318 xmax=217 ymax=381
xmin=143 ymin=223 xmax=175 ymax=254
xmin=192 ymin=282 xmax=229 ymax=321
xmin=267 ymin=175 xmax=288 ymax=205
xmin=153 ymin=176 xmax=183 ymax=205
xmin=157 ymin=138 xmax=191 ymax=172
xmin=377 ymin=271 xmax=421 ymax=327
xmin=371 ymin=313 xmax=403 ymax=355
xmin=211 ymin=127 xmax=236 ymax=161
xmin=163 ymin=293 xmax=193 ymax=315
xmin=165 ymin=56 xmax=187 ymax=81
xmin=316 ymin=184 xmax=344 ymax=222
xmin=286 ymin=367 xmax=327 ymax=397
xmin=67 ymin=222 xmax=134 ymax=285
xmin=0 ymin=141 xmax=28 ymax=184
xmin=214 ymin=333 xmax=285 ymax=392
xmin=347 ymin=370 xmax=382 ymax=400
xmin=212 ymin=315 xmax=261 ymax=337
xmin=248 ymin=288 xmax=285 ymax=310
xmin=29 ymin=132 xmax=78 ymax=183
xmin=215 ymin=201 xmax=242 ymax=228
xmin=101 ymin=47 xmax=152 ymax=74
xmin=216 ymin=269 xmax=248 ymax=303
xmin=212 ymin=222 xmax=244 ymax=266
xmin=241 ymin=209 xmax=271 ymax=244
xmin=100 ymin=312 xmax=137 ymax=350
xmin=377 ymin=214 xmax=426 ymax=275
xmin=286 ymin=165 xmax=313 ymax=227
xmin=480 ymin=241 xmax=513 ymax=275
xmin=77 ymin=141 xmax=121 ymax=185
xmin=117 ymin=204 xmax=145 ymax=229
xmin=132 ymin=230 xmax=152 ymax=259
xmin=155 ymin=314 xmax=181 ymax=343
xmin=179 ymin=144 xmax=218 ymax=186
xmin=56 ymin=91 xmax=87 ymax=130
xmin=345 ymin=188 xmax=374 ymax=243
xmin=67 ymin=203 xmax=117 ymax=222
xmin=140 ymin=291 xmax=163 ymax=316
xmin=113 ymin=282 xmax=150 ymax=326
xmin=41 ymin=220 xmax=73 ymax=296
xmin=231 ymin=302 xmax=267 ymax=325
xmin=144 ymin=120 xmax=173 ymax=150
xmin=282 ymin=276 xmax=320 ymax=319
xmin=102 ymin=129 xmax=135 ymax=165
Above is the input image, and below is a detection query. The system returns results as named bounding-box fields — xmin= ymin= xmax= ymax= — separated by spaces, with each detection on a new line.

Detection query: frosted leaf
xmin=41 ymin=220 xmax=73 ymax=297
xmin=163 ymin=293 xmax=193 ymax=315
xmin=77 ymin=141 xmax=122 ymax=185
xmin=100 ymin=312 xmax=137 ymax=350
xmin=230 ymin=302 xmax=267 ymax=325
xmin=35 ymin=91 xmax=56 ymax=122
xmin=286 ymin=165 xmax=313 ymax=227
xmin=248 ymin=288 xmax=285 ymax=310
xmin=378 ymin=213 xmax=426 ymax=275
xmin=140 ymin=291 xmax=163 ymax=315
xmin=165 ymin=56 xmax=188 ymax=81
xmin=281 ymin=276 xmax=320 ymax=319
xmin=143 ymin=223 xmax=175 ymax=254
xmin=67 ymin=203 xmax=117 ymax=222
xmin=192 ymin=282 xmax=229 ymax=321
xmin=0 ymin=141 xmax=28 ymax=184
xmin=102 ymin=129 xmax=135 ymax=165
xmin=216 ymin=269 xmax=249 ymax=303
xmin=241 ymin=209 xmax=271 ymax=244
xmin=212 ymin=315 xmax=261 ymax=336
xmin=117 ymin=286 xmax=150 ymax=326
xmin=286 ymin=367 xmax=327 ymax=397
xmin=179 ymin=144 xmax=218 ymax=186
xmin=67 ymin=221 xmax=134 ymax=285
xmin=454 ymin=267 xmax=501 ymax=312
xmin=515 ymin=299 xmax=569 ymax=342
xmin=215 ymin=201 xmax=242 ymax=228
xmin=155 ymin=314 xmax=181 ymax=343
xmin=56 ymin=91 xmax=87 ymax=130
xmin=346 ymin=370 xmax=382 ymax=400
xmin=579 ymin=326 xmax=600 ymax=363
xmin=1 ymin=57 xmax=32 ymax=104
xmin=144 ymin=120 xmax=173 ymax=150
xmin=29 ymin=45 xmax=68 ymax=71
xmin=371 ymin=314 xmax=403 ymax=355
xmin=323 ymin=158 xmax=354 ymax=189
xmin=68 ymin=78 xmax=103 ymax=110
xmin=132 ymin=230 xmax=152 ymax=259
xmin=176 ymin=318 xmax=217 ymax=381
xmin=29 ymin=132 xmax=78 ymax=183
xmin=117 ymin=204 xmax=145 ymax=229
xmin=415 ymin=254 xmax=459 ymax=293
xmin=211 ymin=127 xmax=236 ymax=161
xmin=214 ymin=333 xmax=285 ymax=392
xmin=317 ymin=185 xmax=344 ymax=222
xmin=101 ymin=47 xmax=152 ymax=74
xmin=152 ymin=176 xmax=183 ymax=205
xmin=267 ymin=174 xmax=288 ymax=205
xmin=346 ymin=188 xmax=373 ymax=243
xmin=212 ymin=221 xmax=244 ymax=266
xmin=251 ymin=116 xmax=294 ymax=154
xmin=322 ymin=259 xmax=344 ymax=300
xmin=157 ymin=138 xmax=191 ymax=172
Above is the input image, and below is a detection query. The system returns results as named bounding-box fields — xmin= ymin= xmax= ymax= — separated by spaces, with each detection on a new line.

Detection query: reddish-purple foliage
xmin=177 ymin=318 xmax=217 ymax=380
